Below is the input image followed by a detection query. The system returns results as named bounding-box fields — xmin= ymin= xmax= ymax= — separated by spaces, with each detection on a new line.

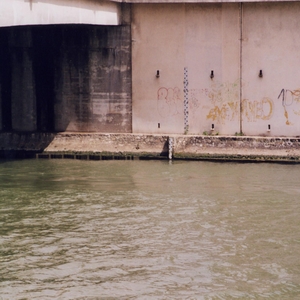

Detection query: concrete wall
xmin=0 ymin=0 xmax=121 ymax=27
xmin=132 ymin=3 xmax=240 ymax=135
xmin=2 ymin=132 xmax=300 ymax=163
xmin=242 ymin=2 xmax=300 ymax=136
xmin=185 ymin=4 xmax=240 ymax=135
xmin=54 ymin=25 xmax=132 ymax=132
xmin=1 ymin=1 xmax=300 ymax=138
xmin=132 ymin=4 xmax=186 ymax=134
xmin=132 ymin=2 xmax=300 ymax=137
xmin=0 ymin=24 xmax=132 ymax=133
xmin=0 ymin=81 xmax=3 ymax=131
xmin=0 ymin=68 xmax=2 ymax=131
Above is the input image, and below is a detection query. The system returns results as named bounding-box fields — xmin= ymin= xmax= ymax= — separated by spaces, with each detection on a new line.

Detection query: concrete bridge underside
xmin=0 ymin=1 xmax=132 ymax=133
xmin=0 ymin=0 xmax=121 ymax=27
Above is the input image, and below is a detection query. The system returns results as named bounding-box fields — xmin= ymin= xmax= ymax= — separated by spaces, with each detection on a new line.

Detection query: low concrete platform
xmin=1 ymin=132 xmax=300 ymax=162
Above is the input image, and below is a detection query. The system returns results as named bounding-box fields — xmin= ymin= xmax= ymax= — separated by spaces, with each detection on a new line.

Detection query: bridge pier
xmin=0 ymin=83 xmax=2 ymax=131
xmin=0 ymin=24 xmax=132 ymax=133
xmin=11 ymin=27 xmax=37 ymax=132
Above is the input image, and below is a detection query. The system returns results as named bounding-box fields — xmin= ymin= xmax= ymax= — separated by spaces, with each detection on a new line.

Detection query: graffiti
xmin=204 ymin=81 xmax=240 ymax=123
xmin=208 ymin=81 xmax=239 ymax=105
xmin=206 ymin=104 xmax=230 ymax=124
xmin=189 ymin=81 xmax=240 ymax=123
xmin=155 ymin=81 xmax=300 ymax=127
xmin=227 ymin=101 xmax=240 ymax=121
xmin=190 ymin=81 xmax=239 ymax=107
xmin=190 ymin=88 xmax=208 ymax=110
xmin=157 ymin=87 xmax=182 ymax=117
xmin=188 ymin=80 xmax=275 ymax=124
xmin=206 ymin=98 xmax=273 ymax=124
xmin=206 ymin=101 xmax=240 ymax=123
xmin=278 ymin=88 xmax=300 ymax=125
xmin=203 ymin=86 xmax=300 ymax=126
xmin=242 ymin=97 xmax=273 ymax=122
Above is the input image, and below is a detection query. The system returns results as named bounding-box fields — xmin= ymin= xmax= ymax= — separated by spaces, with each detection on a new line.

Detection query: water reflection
xmin=0 ymin=159 xmax=300 ymax=299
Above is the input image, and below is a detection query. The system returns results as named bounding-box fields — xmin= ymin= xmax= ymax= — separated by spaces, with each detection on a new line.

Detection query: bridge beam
xmin=0 ymin=0 xmax=121 ymax=27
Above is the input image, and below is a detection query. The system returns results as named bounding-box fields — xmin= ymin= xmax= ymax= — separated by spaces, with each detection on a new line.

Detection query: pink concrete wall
xmin=132 ymin=2 xmax=300 ymax=137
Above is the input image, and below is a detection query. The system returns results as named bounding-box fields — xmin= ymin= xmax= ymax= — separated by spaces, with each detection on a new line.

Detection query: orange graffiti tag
xmin=242 ymin=98 xmax=273 ymax=122
xmin=206 ymin=104 xmax=229 ymax=124
xmin=278 ymin=88 xmax=300 ymax=125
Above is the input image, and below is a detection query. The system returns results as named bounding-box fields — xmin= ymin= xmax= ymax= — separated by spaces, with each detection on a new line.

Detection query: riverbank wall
xmin=1 ymin=132 xmax=300 ymax=163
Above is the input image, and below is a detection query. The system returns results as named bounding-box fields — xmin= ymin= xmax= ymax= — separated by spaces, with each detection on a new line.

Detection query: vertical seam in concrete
xmin=239 ymin=2 xmax=243 ymax=134
xmin=129 ymin=3 xmax=133 ymax=133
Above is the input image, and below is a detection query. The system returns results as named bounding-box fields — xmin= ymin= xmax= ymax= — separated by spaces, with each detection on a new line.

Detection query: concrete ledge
xmin=174 ymin=135 xmax=300 ymax=157
xmin=1 ymin=132 xmax=300 ymax=162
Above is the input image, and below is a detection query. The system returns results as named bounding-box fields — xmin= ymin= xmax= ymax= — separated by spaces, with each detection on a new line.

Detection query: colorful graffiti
xmin=206 ymin=98 xmax=273 ymax=124
xmin=278 ymin=88 xmax=300 ymax=125
xmin=206 ymin=104 xmax=230 ymax=123
xmin=200 ymin=80 xmax=275 ymax=124
xmin=157 ymin=87 xmax=182 ymax=117
xmin=155 ymin=83 xmax=300 ymax=127
xmin=206 ymin=102 xmax=240 ymax=124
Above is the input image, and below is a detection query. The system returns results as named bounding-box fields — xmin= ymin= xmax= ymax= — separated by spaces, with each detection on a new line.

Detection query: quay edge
xmin=1 ymin=132 xmax=300 ymax=163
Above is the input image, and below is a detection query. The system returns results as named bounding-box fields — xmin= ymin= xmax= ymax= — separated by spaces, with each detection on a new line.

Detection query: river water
xmin=0 ymin=159 xmax=300 ymax=299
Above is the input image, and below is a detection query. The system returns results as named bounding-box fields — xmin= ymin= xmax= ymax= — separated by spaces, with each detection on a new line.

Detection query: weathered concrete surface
xmin=11 ymin=28 xmax=37 ymax=132
xmin=0 ymin=79 xmax=2 ymax=132
xmin=0 ymin=24 xmax=132 ymax=133
xmin=0 ymin=133 xmax=56 ymax=152
xmin=43 ymin=133 xmax=169 ymax=155
xmin=54 ymin=25 xmax=132 ymax=132
xmin=1 ymin=133 xmax=300 ymax=162
xmin=173 ymin=135 xmax=300 ymax=161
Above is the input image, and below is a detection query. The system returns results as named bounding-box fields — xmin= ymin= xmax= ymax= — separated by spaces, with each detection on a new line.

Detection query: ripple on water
xmin=0 ymin=160 xmax=300 ymax=299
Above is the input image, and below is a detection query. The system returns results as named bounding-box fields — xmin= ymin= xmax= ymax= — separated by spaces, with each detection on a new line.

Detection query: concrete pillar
xmin=11 ymin=27 xmax=37 ymax=132
xmin=0 ymin=28 xmax=12 ymax=132
xmin=0 ymin=83 xmax=2 ymax=131
xmin=54 ymin=41 xmax=90 ymax=132
xmin=53 ymin=27 xmax=78 ymax=132
xmin=88 ymin=25 xmax=132 ymax=132
xmin=32 ymin=26 xmax=56 ymax=132
xmin=54 ymin=25 xmax=132 ymax=133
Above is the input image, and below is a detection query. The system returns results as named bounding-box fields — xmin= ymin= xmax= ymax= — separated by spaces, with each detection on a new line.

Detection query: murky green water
xmin=0 ymin=159 xmax=300 ymax=299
